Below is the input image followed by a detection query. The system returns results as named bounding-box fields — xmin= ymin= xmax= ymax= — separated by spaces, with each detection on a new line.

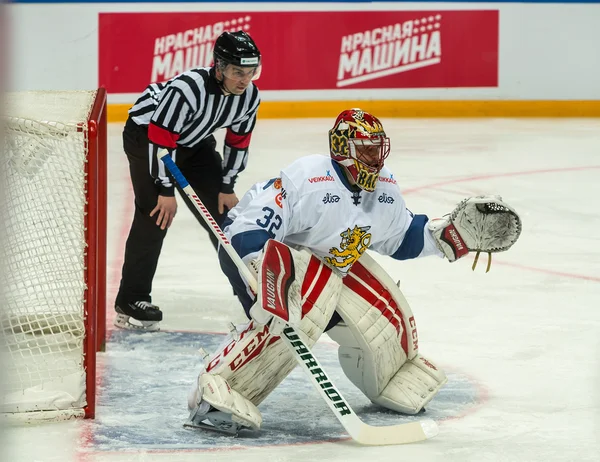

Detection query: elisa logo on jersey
xmin=337 ymin=15 xmax=442 ymax=88
xmin=379 ymin=175 xmax=397 ymax=185
xmin=378 ymin=193 xmax=395 ymax=204
xmin=325 ymin=225 xmax=372 ymax=269
xmin=308 ymin=171 xmax=335 ymax=184
xmin=151 ymin=16 xmax=253 ymax=82
xmin=322 ymin=193 xmax=341 ymax=204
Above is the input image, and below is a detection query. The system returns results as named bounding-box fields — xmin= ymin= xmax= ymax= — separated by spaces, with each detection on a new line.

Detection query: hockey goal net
xmin=0 ymin=89 xmax=107 ymax=421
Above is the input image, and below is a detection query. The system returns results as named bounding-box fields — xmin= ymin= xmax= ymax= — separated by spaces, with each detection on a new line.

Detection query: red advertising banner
xmin=99 ymin=10 xmax=498 ymax=94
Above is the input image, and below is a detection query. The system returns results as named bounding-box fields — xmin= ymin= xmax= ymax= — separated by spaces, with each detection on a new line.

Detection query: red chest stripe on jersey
xmin=225 ymin=129 xmax=252 ymax=149
xmin=300 ymin=256 xmax=332 ymax=318
xmin=344 ymin=262 xmax=409 ymax=355
xmin=148 ymin=122 xmax=179 ymax=149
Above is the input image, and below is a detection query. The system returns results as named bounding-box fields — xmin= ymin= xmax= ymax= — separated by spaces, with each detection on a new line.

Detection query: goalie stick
xmin=158 ymin=150 xmax=439 ymax=445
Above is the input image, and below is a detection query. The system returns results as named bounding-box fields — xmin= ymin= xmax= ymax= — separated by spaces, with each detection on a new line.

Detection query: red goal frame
xmin=83 ymin=87 xmax=107 ymax=419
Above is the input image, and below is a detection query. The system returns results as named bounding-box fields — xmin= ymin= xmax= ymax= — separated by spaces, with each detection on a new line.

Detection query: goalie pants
xmin=116 ymin=117 xmax=226 ymax=306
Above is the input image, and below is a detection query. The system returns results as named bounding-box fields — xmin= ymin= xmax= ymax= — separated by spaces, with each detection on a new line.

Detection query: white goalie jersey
xmin=223 ymin=154 xmax=443 ymax=275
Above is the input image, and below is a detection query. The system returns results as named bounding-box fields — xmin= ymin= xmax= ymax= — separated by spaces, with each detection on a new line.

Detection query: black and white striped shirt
xmin=129 ymin=67 xmax=260 ymax=194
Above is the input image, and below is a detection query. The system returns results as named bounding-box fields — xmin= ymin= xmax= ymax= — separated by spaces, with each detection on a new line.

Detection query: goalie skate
xmin=114 ymin=301 xmax=162 ymax=331
xmin=184 ymin=403 xmax=253 ymax=436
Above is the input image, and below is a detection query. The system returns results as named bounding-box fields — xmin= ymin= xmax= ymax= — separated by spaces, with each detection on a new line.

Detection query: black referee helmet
xmin=213 ymin=31 xmax=261 ymax=68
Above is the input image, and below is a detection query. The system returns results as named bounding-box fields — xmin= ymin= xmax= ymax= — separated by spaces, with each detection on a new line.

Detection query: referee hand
xmin=150 ymin=195 xmax=178 ymax=230
xmin=218 ymin=192 xmax=239 ymax=215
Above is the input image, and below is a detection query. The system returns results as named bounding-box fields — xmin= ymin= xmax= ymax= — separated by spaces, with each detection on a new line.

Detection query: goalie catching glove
xmin=429 ymin=195 xmax=522 ymax=272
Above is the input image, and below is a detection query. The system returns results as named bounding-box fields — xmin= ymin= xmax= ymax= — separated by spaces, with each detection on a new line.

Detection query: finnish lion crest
xmin=325 ymin=225 xmax=372 ymax=269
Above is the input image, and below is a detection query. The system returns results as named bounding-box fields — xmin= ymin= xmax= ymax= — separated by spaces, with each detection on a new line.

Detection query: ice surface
xmin=3 ymin=118 xmax=599 ymax=462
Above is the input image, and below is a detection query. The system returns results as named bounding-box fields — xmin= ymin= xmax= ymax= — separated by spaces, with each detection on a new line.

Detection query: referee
xmin=115 ymin=30 xmax=261 ymax=331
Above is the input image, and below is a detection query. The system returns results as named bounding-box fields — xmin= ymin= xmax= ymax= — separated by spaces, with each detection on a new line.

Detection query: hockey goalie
xmin=186 ymin=108 xmax=522 ymax=435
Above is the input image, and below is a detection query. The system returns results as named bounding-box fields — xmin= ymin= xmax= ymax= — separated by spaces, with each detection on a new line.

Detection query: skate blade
xmin=183 ymin=406 xmax=245 ymax=436
xmin=114 ymin=313 xmax=160 ymax=332
xmin=183 ymin=418 xmax=240 ymax=436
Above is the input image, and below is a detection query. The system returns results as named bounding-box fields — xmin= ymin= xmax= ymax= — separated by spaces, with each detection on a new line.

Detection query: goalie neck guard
xmin=328 ymin=108 xmax=390 ymax=192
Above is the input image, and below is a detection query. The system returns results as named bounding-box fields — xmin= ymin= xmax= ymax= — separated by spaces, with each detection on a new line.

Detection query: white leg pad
xmin=198 ymin=250 xmax=343 ymax=407
xmin=331 ymin=253 xmax=417 ymax=398
xmin=372 ymin=353 xmax=448 ymax=415
xmin=196 ymin=373 xmax=262 ymax=430
xmin=329 ymin=252 xmax=447 ymax=414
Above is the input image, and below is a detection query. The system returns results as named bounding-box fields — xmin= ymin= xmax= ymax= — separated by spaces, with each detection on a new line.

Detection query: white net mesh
xmin=0 ymin=90 xmax=97 ymax=417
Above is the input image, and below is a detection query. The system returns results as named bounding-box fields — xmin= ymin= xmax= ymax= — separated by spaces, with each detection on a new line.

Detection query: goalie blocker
xmin=188 ymin=240 xmax=446 ymax=433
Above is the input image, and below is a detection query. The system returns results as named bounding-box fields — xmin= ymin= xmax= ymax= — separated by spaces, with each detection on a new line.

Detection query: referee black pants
xmin=116 ymin=118 xmax=226 ymax=306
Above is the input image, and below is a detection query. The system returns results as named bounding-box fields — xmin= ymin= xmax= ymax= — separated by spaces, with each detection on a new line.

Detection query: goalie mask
xmin=328 ymin=108 xmax=390 ymax=192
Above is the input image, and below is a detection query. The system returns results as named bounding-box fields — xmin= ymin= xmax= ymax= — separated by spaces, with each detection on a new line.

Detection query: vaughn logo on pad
xmin=259 ymin=240 xmax=295 ymax=321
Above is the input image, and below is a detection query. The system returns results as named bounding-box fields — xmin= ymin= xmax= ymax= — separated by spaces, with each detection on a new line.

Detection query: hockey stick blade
xmin=281 ymin=326 xmax=438 ymax=445
xmin=158 ymin=150 xmax=439 ymax=446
